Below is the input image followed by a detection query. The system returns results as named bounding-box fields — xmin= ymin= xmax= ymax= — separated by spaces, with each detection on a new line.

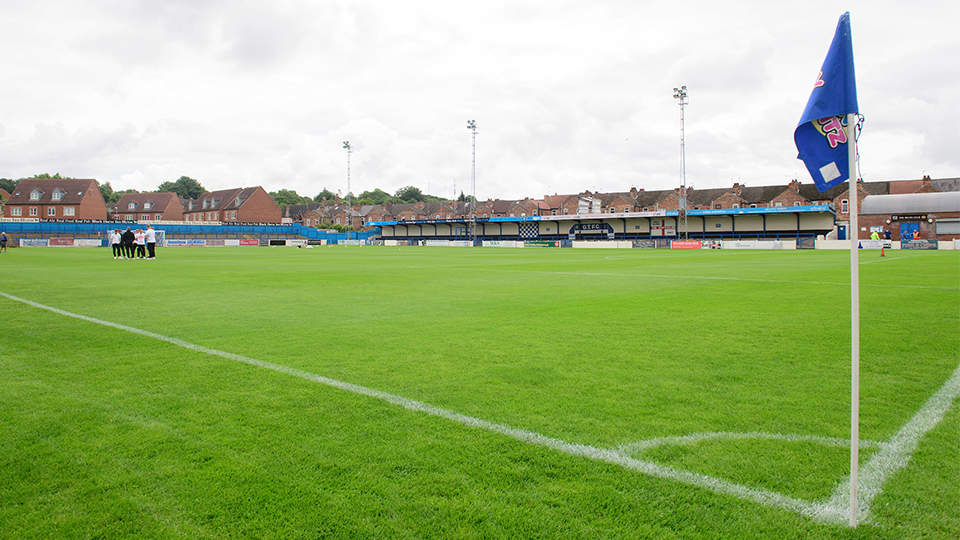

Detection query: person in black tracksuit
xmin=122 ymin=227 xmax=136 ymax=259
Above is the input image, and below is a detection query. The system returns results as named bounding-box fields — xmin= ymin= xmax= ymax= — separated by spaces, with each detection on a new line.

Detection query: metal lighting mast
xmin=343 ymin=141 xmax=352 ymax=231
xmin=673 ymin=86 xmax=688 ymax=239
xmin=467 ymin=119 xmax=478 ymax=244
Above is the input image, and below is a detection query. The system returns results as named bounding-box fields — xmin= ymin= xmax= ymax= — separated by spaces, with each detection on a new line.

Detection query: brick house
xmin=3 ymin=178 xmax=107 ymax=220
xmin=542 ymin=194 xmax=574 ymax=216
xmin=655 ymin=189 xmax=682 ymax=212
xmin=112 ymin=192 xmax=184 ymax=221
xmin=475 ymin=199 xmax=496 ymax=219
xmin=506 ymin=198 xmax=540 ymax=217
xmin=600 ymin=192 xmax=638 ymax=214
xmin=387 ymin=203 xmax=423 ymax=223
xmin=183 ymin=187 xmax=281 ymax=223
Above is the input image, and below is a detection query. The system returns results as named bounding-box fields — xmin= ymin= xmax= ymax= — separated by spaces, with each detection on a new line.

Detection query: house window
xmin=64 ymin=208 xmax=75 ymax=216
xmin=750 ymin=204 xmax=757 ymax=208
xmin=144 ymin=202 xmax=152 ymax=209
xmin=155 ymin=214 xmax=162 ymax=220
xmin=30 ymin=190 xmax=41 ymax=200
xmin=141 ymin=214 xmax=149 ymax=220
xmin=732 ymin=204 xmax=739 ymax=209
xmin=551 ymin=210 xmax=557 ymax=215
xmin=624 ymin=207 xmax=629 ymax=213
xmin=30 ymin=207 xmax=38 ymax=216
xmin=841 ymin=199 xmax=849 ymax=213
xmin=52 ymin=190 xmax=62 ymax=201
xmin=794 ymin=202 xmax=802 ymax=206
xmin=563 ymin=209 xmax=569 ymax=215
xmin=715 ymin=204 xmax=722 ymax=209
xmin=775 ymin=202 xmax=783 ymax=207
xmin=47 ymin=207 xmax=56 ymax=216
xmin=128 ymin=202 xmax=136 ymax=210
xmin=336 ymin=218 xmax=340 ymax=225
xmin=126 ymin=214 xmax=133 ymax=220
xmin=12 ymin=208 xmax=21 ymax=216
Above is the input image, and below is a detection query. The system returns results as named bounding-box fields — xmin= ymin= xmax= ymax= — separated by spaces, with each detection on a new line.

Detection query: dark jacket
xmin=122 ymin=230 xmax=135 ymax=244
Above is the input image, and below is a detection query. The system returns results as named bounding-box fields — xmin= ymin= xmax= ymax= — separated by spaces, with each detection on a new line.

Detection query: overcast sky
xmin=1 ymin=0 xmax=957 ymax=201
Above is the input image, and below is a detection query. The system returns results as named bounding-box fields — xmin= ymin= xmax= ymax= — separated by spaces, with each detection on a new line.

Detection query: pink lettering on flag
xmin=817 ymin=116 xmax=847 ymax=148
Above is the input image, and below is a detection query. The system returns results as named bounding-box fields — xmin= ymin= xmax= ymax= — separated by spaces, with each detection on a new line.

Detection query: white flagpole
xmin=847 ymin=112 xmax=860 ymax=528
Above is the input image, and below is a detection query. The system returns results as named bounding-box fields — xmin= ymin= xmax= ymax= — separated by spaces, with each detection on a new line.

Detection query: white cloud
xmin=1 ymin=0 xmax=957 ymax=197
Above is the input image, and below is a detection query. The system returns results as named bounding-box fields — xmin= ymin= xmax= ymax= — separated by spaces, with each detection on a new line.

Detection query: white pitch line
xmin=2 ymin=290 xmax=957 ymax=526
xmin=819 ymin=362 xmax=960 ymax=524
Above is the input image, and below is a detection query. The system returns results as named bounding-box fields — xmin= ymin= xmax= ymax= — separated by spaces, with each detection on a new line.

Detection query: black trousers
xmin=147 ymin=242 xmax=156 ymax=258
xmin=124 ymin=242 xmax=135 ymax=258
xmin=113 ymin=243 xmax=122 ymax=257
xmin=136 ymin=244 xmax=146 ymax=258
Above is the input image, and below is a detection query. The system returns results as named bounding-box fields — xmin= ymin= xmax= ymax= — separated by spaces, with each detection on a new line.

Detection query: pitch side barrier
xmin=0 ymin=220 xmax=380 ymax=246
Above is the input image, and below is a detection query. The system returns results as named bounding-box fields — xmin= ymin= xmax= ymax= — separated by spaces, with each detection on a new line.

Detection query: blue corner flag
xmin=795 ymin=12 xmax=859 ymax=193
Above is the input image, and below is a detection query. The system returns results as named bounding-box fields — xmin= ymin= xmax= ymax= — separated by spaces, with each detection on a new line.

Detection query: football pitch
xmin=1 ymin=246 xmax=957 ymax=539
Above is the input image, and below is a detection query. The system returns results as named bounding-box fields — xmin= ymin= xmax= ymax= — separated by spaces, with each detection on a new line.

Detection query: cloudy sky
xmin=1 ymin=0 xmax=956 ymax=201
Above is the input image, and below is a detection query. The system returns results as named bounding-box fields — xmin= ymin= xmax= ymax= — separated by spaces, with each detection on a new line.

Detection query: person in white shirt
xmin=145 ymin=225 xmax=157 ymax=259
xmin=134 ymin=229 xmax=146 ymax=259
xmin=110 ymin=229 xmax=123 ymax=259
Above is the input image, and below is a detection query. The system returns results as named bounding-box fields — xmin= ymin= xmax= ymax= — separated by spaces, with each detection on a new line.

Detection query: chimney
xmin=922 ymin=174 xmax=931 ymax=186
xmin=629 ymin=187 xmax=638 ymax=197
xmin=732 ymin=182 xmax=742 ymax=196
xmin=788 ymin=179 xmax=801 ymax=193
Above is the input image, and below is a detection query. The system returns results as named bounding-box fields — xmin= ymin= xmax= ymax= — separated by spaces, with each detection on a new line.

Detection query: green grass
xmin=1 ymin=246 xmax=957 ymax=539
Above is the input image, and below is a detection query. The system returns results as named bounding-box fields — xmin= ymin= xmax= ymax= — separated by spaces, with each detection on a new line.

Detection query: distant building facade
xmin=2 ymin=178 xmax=107 ymax=220
xmin=182 ymin=187 xmax=281 ymax=223
xmin=112 ymin=192 xmax=184 ymax=221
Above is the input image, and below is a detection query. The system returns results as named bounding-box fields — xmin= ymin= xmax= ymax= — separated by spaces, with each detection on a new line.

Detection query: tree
xmin=0 ymin=178 xmax=18 ymax=193
xmin=157 ymin=176 xmax=207 ymax=199
xmin=30 ymin=173 xmax=65 ymax=179
xmin=357 ymin=188 xmax=395 ymax=205
xmin=395 ymin=185 xmax=425 ymax=203
xmin=98 ymin=182 xmax=138 ymax=205
xmin=269 ymin=189 xmax=312 ymax=210
xmin=314 ymin=188 xmax=336 ymax=202
xmin=99 ymin=181 xmax=115 ymax=203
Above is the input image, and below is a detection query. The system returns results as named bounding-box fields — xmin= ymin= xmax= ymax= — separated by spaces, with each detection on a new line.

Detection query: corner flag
xmin=796 ymin=12 xmax=863 ymax=529
xmin=795 ymin=12 xmax=858 ymax=192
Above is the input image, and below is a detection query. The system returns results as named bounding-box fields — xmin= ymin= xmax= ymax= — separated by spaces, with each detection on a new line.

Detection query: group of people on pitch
xmin=110 ymin=226 xmax=157 ymax=259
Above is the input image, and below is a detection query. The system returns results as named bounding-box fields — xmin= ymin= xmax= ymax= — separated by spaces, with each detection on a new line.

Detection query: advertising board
xmin=901 ymin=239 xmax=938 ymax=250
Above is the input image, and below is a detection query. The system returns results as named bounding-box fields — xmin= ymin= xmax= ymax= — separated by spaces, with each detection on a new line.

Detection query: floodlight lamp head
xmin=467 ymin=119 xmax=476 ymax=130
xmin=343 ymin=141 xmax=350 ymax=150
